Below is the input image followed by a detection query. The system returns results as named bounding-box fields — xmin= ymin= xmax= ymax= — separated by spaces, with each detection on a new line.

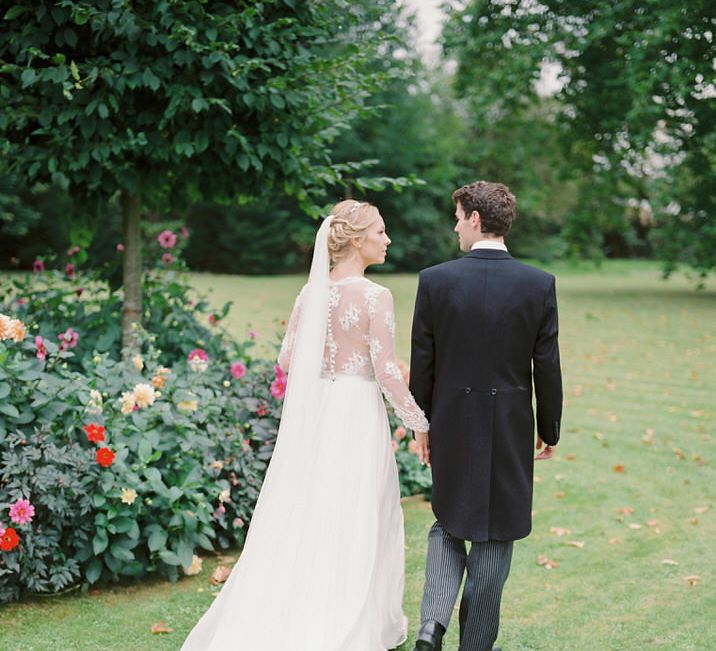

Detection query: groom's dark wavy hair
xmin=452 ymin=181 xmax=516 ymax=236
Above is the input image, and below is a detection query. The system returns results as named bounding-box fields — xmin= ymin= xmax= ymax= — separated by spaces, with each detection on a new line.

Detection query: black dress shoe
xmin=411 ymin=620 xmax=445 ymax=651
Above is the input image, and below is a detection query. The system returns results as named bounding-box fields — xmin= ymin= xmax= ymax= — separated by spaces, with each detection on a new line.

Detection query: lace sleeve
xmin=368 ymin=287 xmax=429 ymax=432
xmin=277 ymin=287 xmax=304 ymax=373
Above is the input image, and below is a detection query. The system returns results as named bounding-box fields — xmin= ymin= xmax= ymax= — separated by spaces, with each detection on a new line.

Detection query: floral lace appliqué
xmin=342 ymin=351 xmax=369 ymax=375
xmin=339 ymin=304 xmax=361 ymax=331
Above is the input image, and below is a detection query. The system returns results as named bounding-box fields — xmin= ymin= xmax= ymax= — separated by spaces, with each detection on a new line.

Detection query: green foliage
xmin=0 ymin=0 xmax=394 ymax=209
xmin=445 ymin=0 xmax=715 ymax=273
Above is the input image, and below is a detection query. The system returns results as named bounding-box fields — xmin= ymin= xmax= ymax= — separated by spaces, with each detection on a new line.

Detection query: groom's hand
xmin=535 ymin=435 xmax=555 ymax=460
xmin=414 ymin=430 xmax=430 ymax=467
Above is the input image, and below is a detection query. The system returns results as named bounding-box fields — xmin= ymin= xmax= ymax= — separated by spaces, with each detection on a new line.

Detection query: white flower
xmin=87 ymin=389 xmax=103 ymax=415
xmin=183 ymin=554 xmax=203 ymax=576
xmin=188 ymin=357 xmax=208 ymax=373
xmin=133 ymin=383 xmax=157 ymax=408
xmin=132 ymin=354 xmax=144 ymax=371
xmin=120 ymin=391 xmax=136 ymax=415
xmin=121 ymin=488 xmax=138 ymax=505
xmin=219 ymin=488 xmax=231 ymax=503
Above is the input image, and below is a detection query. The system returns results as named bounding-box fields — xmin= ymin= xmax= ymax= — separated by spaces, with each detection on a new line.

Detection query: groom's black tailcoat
xmin=410 ymin=249 xmax=562 ymax=542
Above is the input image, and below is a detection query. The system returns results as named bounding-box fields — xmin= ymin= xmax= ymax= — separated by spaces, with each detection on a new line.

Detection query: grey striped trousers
xmin=419 ymin=521 xmax=513 ymax=651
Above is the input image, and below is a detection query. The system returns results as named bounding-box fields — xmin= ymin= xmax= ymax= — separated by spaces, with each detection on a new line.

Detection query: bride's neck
xmin=330 ymin=257 xmax=365 ymax=280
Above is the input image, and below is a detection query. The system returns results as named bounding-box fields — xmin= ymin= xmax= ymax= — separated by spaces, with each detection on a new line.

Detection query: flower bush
xmin=0 ymin=252 xmax=431 ymax=603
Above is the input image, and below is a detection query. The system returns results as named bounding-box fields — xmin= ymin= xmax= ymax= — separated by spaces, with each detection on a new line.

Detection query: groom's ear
xmin=469 ymin=210 xmax=481 ymax=230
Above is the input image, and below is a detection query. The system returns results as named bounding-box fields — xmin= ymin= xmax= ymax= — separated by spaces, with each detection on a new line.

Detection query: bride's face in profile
xmin=357 ymin=215 xmax=391 ymax=266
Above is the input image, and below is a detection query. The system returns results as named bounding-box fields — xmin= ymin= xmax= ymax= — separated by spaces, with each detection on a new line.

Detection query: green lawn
xmin=1 ymin=261 xmax=714 ymax=650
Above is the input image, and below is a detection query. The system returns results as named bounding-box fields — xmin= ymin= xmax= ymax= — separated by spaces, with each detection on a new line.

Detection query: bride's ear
xmin=350 ymin=236 xmax=364 ymax=249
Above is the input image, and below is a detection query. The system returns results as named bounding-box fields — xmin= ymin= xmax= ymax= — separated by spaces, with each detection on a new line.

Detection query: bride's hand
xmin=414 ymin=431 xmax=430 ymax=467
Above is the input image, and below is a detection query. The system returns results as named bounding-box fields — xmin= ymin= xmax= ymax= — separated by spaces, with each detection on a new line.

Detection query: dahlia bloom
xmin=35 ymin=336 xmax=48 ymax=361
xmin=161 ymin=253 xmax=174 ymax=265
xmin=33 ymin=259 xmax=45 ymax=273
xmin=270 ymin=365 xmax=287 ymax=400
xmin=230 ymin=361 xmax=246 ymax=380
xmin=133 ymin=383 xmax=157 ymax=408
xmin=157 ymin=230 xmax=177 ymax=248
xmin=121 ymin=488 xmax=138 ymax=505
xmin=58 ymin=327 xmax=79 ymax=351
xmin=0 ymin=527 xmax=19 ymax=552
xmin=96 ymin=447 xmax=115 ymax=468
xmin=0 ymin=315 xmax=27 ymax=343
xmin=120 ymin=391 xmax=136 ymax=415
xmin=83 ymin=423 xmax=106 ymax=445
xmin=188 ymin=348 xmax=209 ymax=372
xmin=87 ymin=389 xmax=103 ymax=415
xmin=9 ymin=499 xmax=35 ymax=526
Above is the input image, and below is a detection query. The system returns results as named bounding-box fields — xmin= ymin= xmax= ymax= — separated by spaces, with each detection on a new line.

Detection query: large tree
xmin=0 ymin=0 xmax=390 ymax=352
xmin=444 ymin=0 xmax=715 ymax=275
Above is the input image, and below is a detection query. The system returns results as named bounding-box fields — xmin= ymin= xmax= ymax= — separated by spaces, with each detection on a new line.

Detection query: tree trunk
xmin=121 ymin=191 xmax=142 ymax=359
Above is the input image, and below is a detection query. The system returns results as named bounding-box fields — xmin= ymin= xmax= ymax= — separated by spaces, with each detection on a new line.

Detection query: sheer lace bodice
xmin=278 ymin=276 xmax=429 ymax=432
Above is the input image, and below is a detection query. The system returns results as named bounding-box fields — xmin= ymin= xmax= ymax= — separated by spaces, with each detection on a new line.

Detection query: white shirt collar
xmin=471 ymin=240 xmax=508 ymax=252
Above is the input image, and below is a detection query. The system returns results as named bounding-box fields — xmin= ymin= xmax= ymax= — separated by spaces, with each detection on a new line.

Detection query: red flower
xmin=65 ymin=263 xmax=75 ymax=279
xmin=116 ymin=243 xmax=125 ymax=252
xmin=67 ymin=245 xmax=81 ymax=256
xmin=33 ymin=259 xmax=45 ymax=273
xmin=83 ymin=423 xmax=106 ymax=445
xmin=161 ymin=253 xmax=174 ymax=265
xmin=96 ymin=447 xmax=115 ymax=467
xmin=1 ymin=527 xmax=19 ymax=552
xmin=208 ymin=314 xmax=217 ymax=326
xmin=76 ymin=287 xmax=84 ymax=298
xmin=256 ymin=404 xmax=268 ymax=417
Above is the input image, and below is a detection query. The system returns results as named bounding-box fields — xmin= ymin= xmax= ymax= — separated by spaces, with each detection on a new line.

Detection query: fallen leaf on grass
xmin=683 ymin=575 xmax=700 ymax=586
xmin=550 ymin=527 xmax=571 ymax=536
xmin=646 ymin=520 xmax=659 ymax=527
xmin=537 ymin=554 xmax=560 ymax=569
xmin=554 ymin=491 xmax=566 ymax=499
xmin=210 ymin=565 xmax=232 ymax=584
xmin=573 ymin=385 xmax=583 ymax=397
xmin=627 ymin=523 xmax=642 ymax=530
xmin=613 ymin=463 xmax=626 ymax=473
xmin=565 ymin=453 xmax=576 ymax=461
xmin=151 ymin=621 xmax=173 ymax=634
xmin=673 ymin=447 xmax=685 ymax=460
xmin=607 ymin=412 xmax=618 ymax=422
xmin=689 ymin=517 xmax=699 ymax=526
xmin=642 ymin=428 xmax=655 ymax=445
xmin=566 ymin=540 xmax=585 ymax=548
xmin=605 ymin=379 xmax=616 ymax=391
xmin=694 ymin=506 xmax=709 ymax=514
xmin=661 ymin=559 xmax=679 ymax=566
xmin=690 ymin=410 xmax=706 ymax=418
xmin=618 ymin=506 xmax=634 ymax=515
xmin=608 ymin=537 xmax=621 ymax=545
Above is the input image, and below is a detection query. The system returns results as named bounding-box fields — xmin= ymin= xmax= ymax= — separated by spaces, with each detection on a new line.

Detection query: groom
xmin=409 ymin=181 xmax=563 ymax=651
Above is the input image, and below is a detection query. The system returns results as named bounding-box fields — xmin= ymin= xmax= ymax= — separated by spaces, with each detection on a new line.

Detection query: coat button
xmin=464 ymin=387 xmax=472 ymax=394
xmin=490 ymin=388 xmax=497 ymax=396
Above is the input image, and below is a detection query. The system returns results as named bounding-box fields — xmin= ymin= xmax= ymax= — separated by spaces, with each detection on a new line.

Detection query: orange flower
xmin=83 ymin=423 xmax=106 ymax=445
xmin=1 ymin=527 xmax=19 ymax=552
xmin=96 ymin=447 xmax=115 ymax=468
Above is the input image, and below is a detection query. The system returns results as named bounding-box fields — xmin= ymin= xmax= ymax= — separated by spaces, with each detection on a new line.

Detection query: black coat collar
xmin=465 ymin=248 xmax=512 ymax=260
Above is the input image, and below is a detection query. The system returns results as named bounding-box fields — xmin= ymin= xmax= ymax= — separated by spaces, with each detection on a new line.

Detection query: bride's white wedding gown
xmin=181 ymin=276 xmax=429 ymax=651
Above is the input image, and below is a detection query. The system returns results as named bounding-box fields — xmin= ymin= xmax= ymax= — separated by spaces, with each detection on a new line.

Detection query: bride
xmin=181 ymin=200 xmax=429 ymax=651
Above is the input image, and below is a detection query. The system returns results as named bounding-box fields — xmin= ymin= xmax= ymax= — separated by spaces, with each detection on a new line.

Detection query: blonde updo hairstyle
xmin=327 ymin=200 xmax=380 ymax=267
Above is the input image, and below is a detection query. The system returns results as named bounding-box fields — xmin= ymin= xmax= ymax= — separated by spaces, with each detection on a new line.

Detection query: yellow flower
xmin=151 ymin=366 xmax=171 ymax=388
xmin=210 ymin=460 xmax=223 ymax=470
xmin=183 ymin=554 xmax=203 ymax=576
xmin=133 ymin=383 xmax=156 ymax=408
xmin=132 ymin=355 xmax=144 ymax=371
xmin=178 ymin=399 xmax=198 ymax=412
xmin=121 ymin=488 xmax=138 ymax=505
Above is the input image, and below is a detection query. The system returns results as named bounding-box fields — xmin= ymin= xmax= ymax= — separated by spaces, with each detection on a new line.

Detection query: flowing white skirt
xmin=181 ymin=376 xmax=407 ymax=650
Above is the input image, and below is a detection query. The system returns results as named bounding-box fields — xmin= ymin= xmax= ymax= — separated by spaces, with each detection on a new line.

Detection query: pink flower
xmin=181 ymin=226 xmax=189 ymax=239
xmin=213 ymin=504 xmax=226 ymax=519
xmin=393 ymin=426 xmax=407 ymax=441
xmin=187 ymin=348 xmax=208 ymax=362
xmin=0 ymin=521 xmax=5 ymax=537
xmin=67 ymin=245 xmax=81 ymax=256
xmin=157 ymin=230 xmax=177 ymax=249
xmin=233 ymin=518 xmax=244 ymax=528
xmin=248 ymin=330 xmax=259 ymax=340
xmin=35 ymin=336 xmax=47 ymax=361
xmin=33 ymin=259 xmax=45 ymax=273
xmin=208 ymin=314 xmax=217 ymax=326
xmin=161 ymin=253 xmax=174 ymax=265
xmin=391 ymin=440 xmax=399 ymax=452
xmin=256 ymin=404 xmax=268 ymax=417
xmin=58 ymin=327 xmax=79 ymax=351
xmin=65 ymin=263 xmax=75 ymax=279
xmin=270 ymin=376 xmax=287 ymax=400
xmin=116 ymin=243 xmax=125 ymax=252
xmin=230 ymin=361 xmax=246 ymax=380
xmin=9 ymin=499 xmax=35 ymax=526
xmin=17 ymin=297 xmax=27 ymax=306
xmin=241 ymin=439 xmax=250 ymax=453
